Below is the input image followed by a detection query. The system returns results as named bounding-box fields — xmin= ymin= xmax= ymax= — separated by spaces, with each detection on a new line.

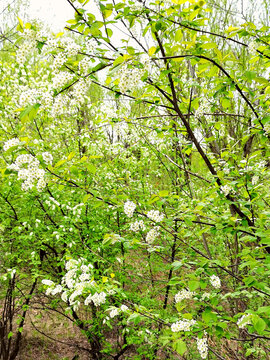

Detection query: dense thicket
xmin=0 ymin=0 xmax=270 ymax=359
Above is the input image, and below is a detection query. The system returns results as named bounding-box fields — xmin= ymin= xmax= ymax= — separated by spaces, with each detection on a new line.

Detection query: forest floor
xmin=17 ymin=308 xmax=90 ymax=360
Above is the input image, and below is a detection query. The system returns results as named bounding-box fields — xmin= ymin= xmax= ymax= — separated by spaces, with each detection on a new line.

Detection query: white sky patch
xmin=27 ymin=0 xmax=75 ymax=32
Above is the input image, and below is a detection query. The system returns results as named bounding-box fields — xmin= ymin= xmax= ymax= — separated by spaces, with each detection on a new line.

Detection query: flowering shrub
xmin=0 ymin=0 xmax=270 ymax=359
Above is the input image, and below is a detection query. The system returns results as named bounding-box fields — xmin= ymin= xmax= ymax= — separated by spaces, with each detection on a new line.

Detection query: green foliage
xmin=0 ymin=0 xmax=270 ymax=359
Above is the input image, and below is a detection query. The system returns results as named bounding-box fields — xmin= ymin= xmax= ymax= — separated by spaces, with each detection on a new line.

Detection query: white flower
xmin=147 ymin=210 xmax=164 ymax=222
xmin=220 ymin=184 xmax=231 ymax=196
xmin=145 ymin=227 xmax=159 ymax=244
xmin=9 ymin=269 xmax=16 ymax=279
xmin=8 ymin=153 xmax=46 ymax=192
xmin=264 ymin=123 xmax=270 ymax=134
xmin=61 ymin=291 xmax=68 ymax=302
xmin=16 ymin=40 xmax=35 ymax=66
xmin=171 ymin=319 xmax=197 ymax=332
xmin=210 ymin=274 xmax=221 ymax=289
xmin=79 ymin=272 xmax=90 ymax=282
xmin=194 ymin=98 xmax=211 ymax=119
xmin=109 ymin=308 xmax=119 ymax=318
xmin=175 ymin=289 xmax=194 ymax=302
xmin=65 ymin=259 xmax=78 ymax=270
xmin=237 ymin=314 xmax=252 ymax=329
xmin=3 ymin=138 xmax=21 ymax=151
xmin=52 ymin=53 xmax=67 ymax=72
xmin=78 ymin=58 xmax=91 ymax=75
xmin=129 ymin=0 xmax=144 ymax=12
xmin=80 ymin=265 xmax=89 ymax=273
xmin=45 ymin=287 xmax=54 ymax=296
xmin=201 ymin=292 xmax=211 ymax=300
xmin=130 ymin=220 xmax=145 ymax=232
xmin=124 ymin=201 xmax=136 ymax=217
xmin=197 ymin=337 xmax=208 ymax=359
xmin=120 ymin=304 xmax=129 ymax=312
xmin=252 ymin=175 xmax=259 ymax=185
xmin=42 ymin=152 xmax=53 ymax=165
xmin=62 ymin=38 xmax=80 ymax=57
xmin=64 ymin=269 xmax=76 ymax=289
xmin=85 ymin=291 xmax=107 ymax=306
xmin=52 ymin=71 xmax=74 ymax=89
xmin=73 ymin=300 xmax=80 ymax=311
xmin=51 ymin=284 xmax=63 ymax=295
xmin=69 ymin=289 xmax=81 ymax=304
xmin=42 ymin=279 xmax=54 ymax=286
xmin=248 ymin=41 xmax=257 ymax=56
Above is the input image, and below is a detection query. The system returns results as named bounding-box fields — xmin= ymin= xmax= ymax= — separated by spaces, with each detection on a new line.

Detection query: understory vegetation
xmin=0 ymin=0 xmax=270 ymax=359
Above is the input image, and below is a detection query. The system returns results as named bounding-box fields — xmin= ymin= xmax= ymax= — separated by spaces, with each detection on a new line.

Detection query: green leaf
xmin=202 ymin=308 xmax=217 ymax=323
xmin=87 ymin=164 xmax=97 ymax=174
xmin=171 ymin=261 xmax=183 ymax=270
xmin=54 ymin=159 xmax=67 ymax=168
xmin=174 ymin=340 xmax=187 ymax=355
xmin=67 ymin=151 xmax=76 ymax=161
xmin=188 ymin=280 xmax=200 ymax=291
xmin=83 ymin=194 xmax=92 ymax=203
xmin=158 ymin=190 xmax=169 ymax=197
xmin=201 ymin=42 xmax=216 ymax=50
xmin=253 ymin=316 xmax=266 ymax=334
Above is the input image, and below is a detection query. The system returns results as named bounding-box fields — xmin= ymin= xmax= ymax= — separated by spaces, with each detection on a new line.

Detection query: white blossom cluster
xmin=42 ymin=258 xmax=99 ymax=310
xmin=46 ymin=37 xmax=59 ymax=51
xmin=8 ymin=154 xmax=46 ymax=192
xmin=99 ymin=103 xmax=117 ymax=121
xmin=197 ymin=337 xmax=208 ymax=359
xmin=129 ymin=0 xmax=144 ymax=11
xmin=41 ymin=258 xmax=123 ymax=310
xmin=201 ymin=292 xmax=211 ymax=301
xmin=147 ymin=210 xmax=164 ymax=222
xmin=85 ymin=38 xmax=96 ymax=54
xmin=220 ymin=184 xmax=232 ymax=196
xmin=72 ymin=203 xmax=84 ymax=218
xmin=52 ymin=71 xmax=74 ymax=90
xmin=175 ymin=289 xmax=195 ymax=302
xmin=40 ymin=90 xmax=54 ymax=109
xmin=42 ymin=152 xmax=53 ymax=165
xmin=248 ymin=41 xmax=257 ymax=56
xmin=52 ymin=53 xmax=67 ymax=72
xmin=108 ymin=304 xmax=129 ymax=319
xmin=252 ymin=175 xmax=259 ymax=185
xmin=124 ymin=201 xmax=136 ymax=217
xmin=51 ymin=94 xmax=68 ymax=117
xmin=85 ymin=291 xmax=106 ymax=306
xmin=61 ymin=37 xmax=80 ymax=57
xmin=16 ymin=39 xmax=36 ymax=66
xmin=1 ymin=268 xmax=16 ymax=281
xmin=118 ymin=64 xmax=143 ymax=93
xmin=263 ymin=122 xmax=270 ymax=135
xmin=72 ymin=79 xmax=89 ymax=104
xmin=42 ymin=279 xmax=54 ymax=289
xmin=22 ymin=28 xmax=36 ymax=41
xmin=19 ymin=88 xmax=40 ymax=107
xmin=3 ymin=138 xmax=21 ymax=151
xmin=145 ymin=227 xmax=159 ymax=244
xmin=109 ymin=307 xmax=119 ymax=318
xmin=130 ymin=220 xmax=145 ymax=232
xmin=121 ymin=304 xmax=129 ymax=312
xmin=194 ymin=98 xmax=211 ymax=119
xmin=44 ymin=196 xmax=60 ymax=210
xmin=210 ymin=274 xmax=221 ymax=289
xmin=171 ymin=319 xmax=197 ymax=332
xmin=237 ymin=314 xmax=252 ymax=329
xmin=78 ymin=58 xmax=91 ymax=76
